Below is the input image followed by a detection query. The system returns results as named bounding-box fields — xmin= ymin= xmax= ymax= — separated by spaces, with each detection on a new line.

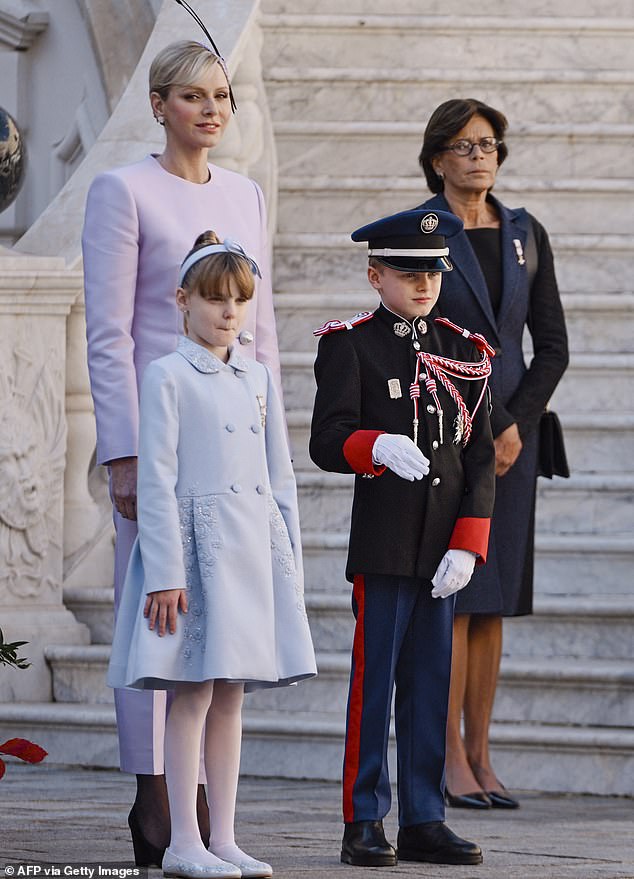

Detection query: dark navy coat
xmin=419 ymin=192 xmax=569 ymax=615
xmin=310 ymin=304 xmax=496 ymax=584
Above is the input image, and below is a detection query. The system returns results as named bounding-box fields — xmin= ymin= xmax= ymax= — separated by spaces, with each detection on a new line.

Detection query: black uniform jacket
xmin=310 ymin=304 xmax=496 ymax=583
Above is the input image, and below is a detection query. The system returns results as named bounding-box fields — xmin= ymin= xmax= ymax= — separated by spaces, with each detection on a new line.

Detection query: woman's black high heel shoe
xmin=486 ymin=787 xmax=520 ymax=809
xmin=445 ymin=789 xmax=492 ymax=809
xmin=128 ymin=806 xmax=166 ymax=867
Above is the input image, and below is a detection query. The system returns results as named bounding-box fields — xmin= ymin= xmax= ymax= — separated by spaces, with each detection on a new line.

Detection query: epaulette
xmin=434 ymin=317 xmax=496 ymax=358
xmin=313 ymin=311 xmax=374 ymax=337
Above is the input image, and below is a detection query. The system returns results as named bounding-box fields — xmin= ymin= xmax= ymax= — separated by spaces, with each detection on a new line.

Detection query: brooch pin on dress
xmin=256 ymin=394 xmax=267 ymax=427
xmin=513 ymin=238 xmax=526 ymax=266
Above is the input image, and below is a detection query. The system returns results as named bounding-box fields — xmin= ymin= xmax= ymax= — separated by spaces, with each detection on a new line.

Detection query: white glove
xmin=372 ymin=434 xmax=430 ymax=481
xmin=431 ymin=549 xmax=477 ymax=599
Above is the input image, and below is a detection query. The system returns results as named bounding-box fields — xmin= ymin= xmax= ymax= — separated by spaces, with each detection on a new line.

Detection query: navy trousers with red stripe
xmin=343 ymin=573 xmax=454 ymax=827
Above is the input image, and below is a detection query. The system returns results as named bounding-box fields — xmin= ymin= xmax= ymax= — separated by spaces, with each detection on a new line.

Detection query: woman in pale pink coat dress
xmin=82 ymin=41 xmax=282 ymax=865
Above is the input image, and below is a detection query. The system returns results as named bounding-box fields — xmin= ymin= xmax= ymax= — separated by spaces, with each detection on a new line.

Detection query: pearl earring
xmin=155 ymin=115 xmax=165 ymax=126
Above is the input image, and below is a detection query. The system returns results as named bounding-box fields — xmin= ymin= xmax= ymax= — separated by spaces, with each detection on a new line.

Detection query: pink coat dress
xmin=82 ymin=155 xmax=282 ymax=773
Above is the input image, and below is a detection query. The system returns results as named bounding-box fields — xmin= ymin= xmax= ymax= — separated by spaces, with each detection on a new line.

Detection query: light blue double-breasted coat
xmin=107 ymin=336 xmax=317 ymax=691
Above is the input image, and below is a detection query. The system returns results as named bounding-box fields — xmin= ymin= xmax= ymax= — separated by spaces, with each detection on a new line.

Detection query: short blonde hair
xmin=149 ymin=40 xmax=223 ymax=99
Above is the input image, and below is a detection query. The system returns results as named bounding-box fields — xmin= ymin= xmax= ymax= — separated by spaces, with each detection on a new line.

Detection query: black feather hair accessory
xmin=173 ymin=0 xmax=237 ymax=112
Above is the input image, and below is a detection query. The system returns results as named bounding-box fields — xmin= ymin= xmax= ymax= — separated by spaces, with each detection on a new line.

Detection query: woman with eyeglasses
xmin=417 ymin=99 xmax=568 ymax=810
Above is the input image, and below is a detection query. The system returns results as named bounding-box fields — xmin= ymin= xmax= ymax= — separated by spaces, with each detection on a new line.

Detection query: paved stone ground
xmin=1 ymin=764 xmax=633 ymax=879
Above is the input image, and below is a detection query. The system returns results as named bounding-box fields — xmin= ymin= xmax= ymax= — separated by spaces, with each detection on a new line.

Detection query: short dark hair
xmin=419 ymin=98 xmax=509 ymax=194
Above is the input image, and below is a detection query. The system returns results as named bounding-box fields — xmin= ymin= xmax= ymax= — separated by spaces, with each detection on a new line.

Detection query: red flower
xmin=0 ymin=738 xmax=48 ymax=780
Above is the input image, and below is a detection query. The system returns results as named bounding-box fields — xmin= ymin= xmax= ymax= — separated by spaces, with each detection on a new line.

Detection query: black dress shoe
xmin=397 ymin=821 xmax=483 ymax=865
xmin=445 ymin=789 xmax=491 ymax=809
xmin=487 ymin=788 xmax=520 ymax=809
xmin=341 ymin=820 xmax=397 ymax=867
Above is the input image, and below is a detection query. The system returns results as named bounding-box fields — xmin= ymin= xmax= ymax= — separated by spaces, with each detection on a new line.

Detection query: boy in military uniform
xmin=310 ymin=208 xmax=496 ymax=868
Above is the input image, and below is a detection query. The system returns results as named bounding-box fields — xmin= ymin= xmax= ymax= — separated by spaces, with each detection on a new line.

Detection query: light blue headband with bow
xmin=178 ymin=238 xmax=262 ymax=286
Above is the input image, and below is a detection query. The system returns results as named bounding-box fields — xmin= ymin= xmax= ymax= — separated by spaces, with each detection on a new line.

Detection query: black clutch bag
xmin=538 ymin=409 xmax=570 ymax=479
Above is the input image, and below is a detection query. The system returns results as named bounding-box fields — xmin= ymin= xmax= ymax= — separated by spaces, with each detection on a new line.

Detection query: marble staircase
xmin=2 ymin=3 xmax=633 ymax=795
xmin=253 ymin=2 xmax=634 ymax=792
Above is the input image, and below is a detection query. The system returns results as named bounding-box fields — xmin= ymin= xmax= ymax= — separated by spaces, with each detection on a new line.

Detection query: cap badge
xmin=393 ymin=321 xmax=411 ymax=338
xmin=421 ymin=213 xmax=439 ymax=234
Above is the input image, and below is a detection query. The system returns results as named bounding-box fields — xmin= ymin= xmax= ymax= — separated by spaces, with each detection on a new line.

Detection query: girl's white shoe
xmin=162 ymin=847 xmax=242 ymax=879
xmin=210 ymin=844 xmax=273 ymax=879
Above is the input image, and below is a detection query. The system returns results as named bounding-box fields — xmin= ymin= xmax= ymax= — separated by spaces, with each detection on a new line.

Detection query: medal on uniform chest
xmin=453 ymin=412 xmax=464 ymax=445
xmin=387 ymin=379 xmax=402 ymax=399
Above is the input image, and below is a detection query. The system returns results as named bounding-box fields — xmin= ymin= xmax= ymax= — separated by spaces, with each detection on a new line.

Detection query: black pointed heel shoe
xmin=128 ymin=806 xmax=166 ymax=867
xmin=487 ymin=788 xmax=520 ymax=809
xmin=445 ymin=789 xmax=491 ymax=809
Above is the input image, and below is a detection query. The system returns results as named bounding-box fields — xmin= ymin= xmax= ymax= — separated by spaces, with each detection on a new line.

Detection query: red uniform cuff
xmin=449 ymin=517 xmax=491 ymax=563
xmin=343 ymin=430 xmax=387 ymax=476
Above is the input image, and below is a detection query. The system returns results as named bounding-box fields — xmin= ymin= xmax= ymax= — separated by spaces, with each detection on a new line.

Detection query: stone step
xmin=262 ymin=15 xmax=634 ymax=72
xmin=549 ymin=354 xmax=634 ymax=414
xmin=535 ymin=472 xmax=634 ymax=534
xmin=44 ymin=645 xmax=113 ymax=705
xmin=273 ymin=290 xmax=634 ymax=354
xmin=265 ymin=67 xmax=634 ymax=125
xmin=281 ymin=350 xmax=634 ymax=414
xmin=562 ymin=411 xmax=634 ymax=472
xmin=272 ymin=233 xmax=634 ymax=298
xmin=503 ymin=595 xmax=634 ymax=658
xmin=0 ymin=702 xmax=120 ymax=769
xmin=239 ymin=710 xmax=634 ymax=796
xmin=493 ymin=657 xmax=634 ymax=729
xmin=276 ymin=175 xmax=634 ymax=235
xmin=2 ymin=701 xmax=632 ymax=794
xmin=63 ymin=586 xmax=114 ymax=645
xmin=293 ymin=470 xmax=634 ymax=536
xmin=302 ymin=528 xmax=634 ymax=597
xmin=39 ymin=638 xmax=634 ymax=732
xmin=264 ymin=0 xmax=634 ymax=19
xmin=303 ymin=591 xmax=634 ymax=658
xmin=287 ymin=407 xmax=634 ymax=473
xmin=275 ymin=121 xmax=634 ymax=180
xmin=248 ymin=651 xmax=634 ymax=729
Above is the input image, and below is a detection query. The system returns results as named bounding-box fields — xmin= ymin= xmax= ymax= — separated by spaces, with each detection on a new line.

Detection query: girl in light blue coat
xmin=108 ymin=231 xmax=317 ymax=879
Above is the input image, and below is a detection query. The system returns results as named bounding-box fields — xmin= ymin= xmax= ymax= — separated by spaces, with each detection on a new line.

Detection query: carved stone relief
xmin=0 ymin=343 xmax=66 ymax=600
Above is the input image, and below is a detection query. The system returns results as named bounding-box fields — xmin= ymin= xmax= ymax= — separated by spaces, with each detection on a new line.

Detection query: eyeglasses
xmin=440 ymin=137 xmax=502 ymax=157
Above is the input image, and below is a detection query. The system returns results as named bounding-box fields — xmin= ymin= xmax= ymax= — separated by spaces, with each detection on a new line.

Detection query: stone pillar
xmin=0 ymin=251 xmax=89 ymax=702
